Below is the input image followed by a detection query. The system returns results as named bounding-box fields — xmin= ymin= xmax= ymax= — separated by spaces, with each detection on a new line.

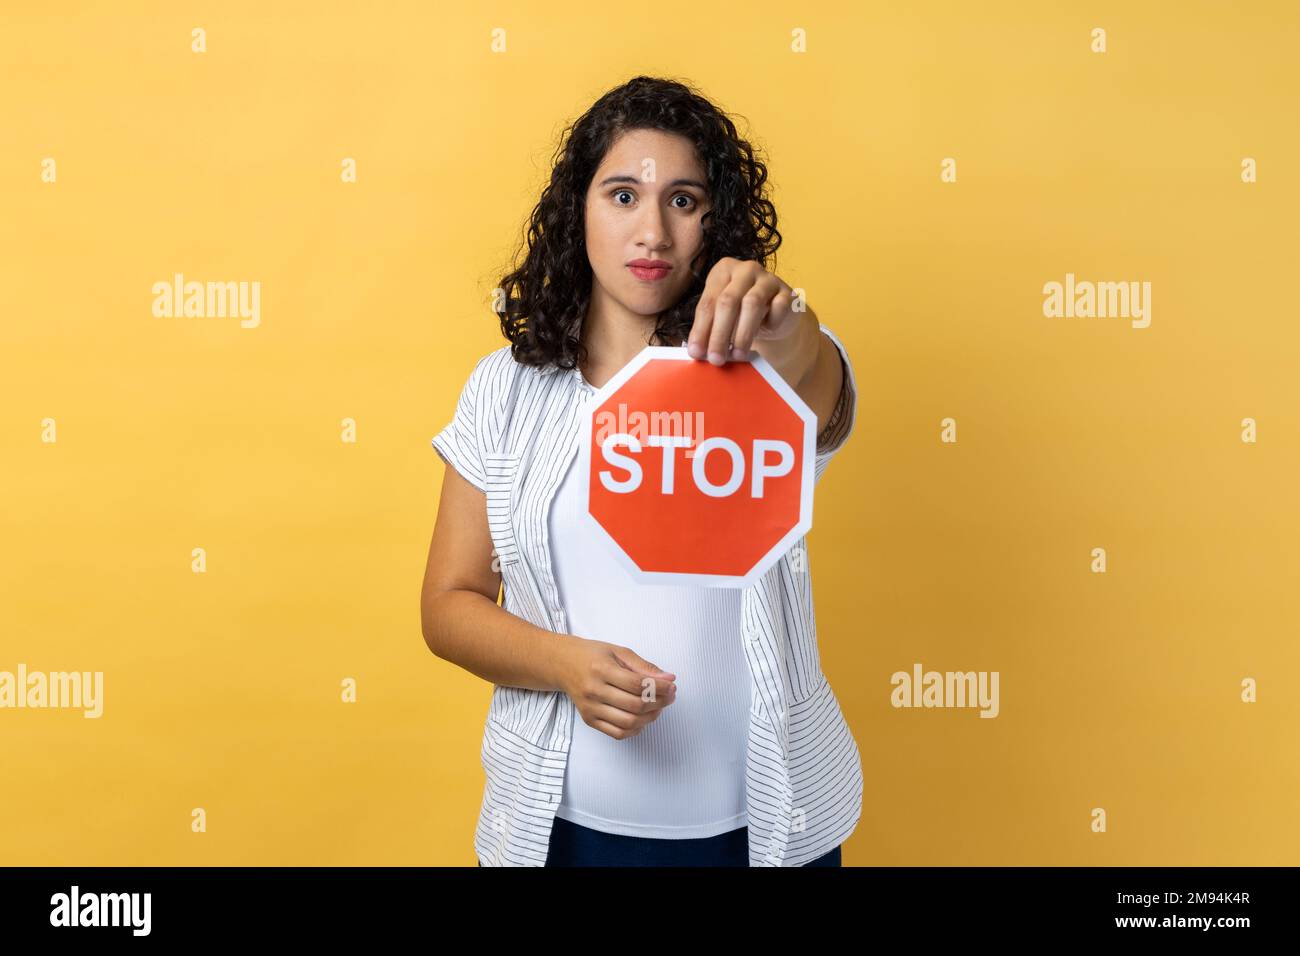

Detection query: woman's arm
xmin=420 ymin=462 xmax=678 ymax=736
xmin=420 ymin=463 xmax=574 ymax=692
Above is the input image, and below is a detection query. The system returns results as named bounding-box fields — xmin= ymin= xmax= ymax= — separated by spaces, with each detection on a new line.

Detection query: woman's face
xmin=584 ymin=128 xmax=712 ymax=326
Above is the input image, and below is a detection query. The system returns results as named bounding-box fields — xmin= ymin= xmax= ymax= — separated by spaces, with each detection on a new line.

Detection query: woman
xmin=421 ymin=75 xmax=862 ymax=866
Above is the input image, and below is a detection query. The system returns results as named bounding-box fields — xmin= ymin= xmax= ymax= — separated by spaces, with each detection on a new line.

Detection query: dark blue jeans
xmin=477 ymin=814 xmax=842 ymax=866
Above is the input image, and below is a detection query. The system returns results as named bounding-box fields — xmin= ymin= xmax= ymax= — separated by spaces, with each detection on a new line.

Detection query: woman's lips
xmin=628 ymin=263 xmax=672 ymax=282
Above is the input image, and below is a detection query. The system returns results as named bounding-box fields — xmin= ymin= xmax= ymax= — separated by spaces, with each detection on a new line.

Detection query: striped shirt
xmin=430 ymin=324 xmax=863 ymax=866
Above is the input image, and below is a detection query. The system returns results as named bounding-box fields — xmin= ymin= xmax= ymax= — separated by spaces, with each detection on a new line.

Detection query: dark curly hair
xmin=494 ymin=75 xmax=782 ymax=370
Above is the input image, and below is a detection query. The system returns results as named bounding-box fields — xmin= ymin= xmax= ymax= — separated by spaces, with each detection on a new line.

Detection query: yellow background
xmin=2 ymin=0 xmax=1296 ymax=865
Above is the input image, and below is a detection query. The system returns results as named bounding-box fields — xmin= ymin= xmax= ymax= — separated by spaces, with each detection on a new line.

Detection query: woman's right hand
xmin=556 ymin=637 xmax=677 ymax=740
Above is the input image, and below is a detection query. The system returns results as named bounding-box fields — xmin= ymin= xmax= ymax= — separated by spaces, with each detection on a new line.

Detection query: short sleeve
xmin=431 ymin=353 xmax=493 ymax=493
xmin=813 ymin=325 xmax=858 ymax=484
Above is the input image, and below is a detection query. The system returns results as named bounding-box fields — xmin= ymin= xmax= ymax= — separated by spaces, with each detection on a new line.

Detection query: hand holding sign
xmin=687 ymin=256 xmax=804 ymax=365
xmin=578 ymin=345 xmax=816 ymax=587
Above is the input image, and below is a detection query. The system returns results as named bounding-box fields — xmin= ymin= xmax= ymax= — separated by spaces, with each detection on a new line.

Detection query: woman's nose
xmin=639 ymin=204 xmax=669 ymax=246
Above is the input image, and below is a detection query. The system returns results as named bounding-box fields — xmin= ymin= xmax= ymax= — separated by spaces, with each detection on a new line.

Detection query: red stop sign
xmin=577 ymin=346 xmax=816 ymax=587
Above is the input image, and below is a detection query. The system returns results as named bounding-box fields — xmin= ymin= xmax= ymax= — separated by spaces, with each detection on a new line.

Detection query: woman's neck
xmin=578 ymin=299 xmax=664 ymax=389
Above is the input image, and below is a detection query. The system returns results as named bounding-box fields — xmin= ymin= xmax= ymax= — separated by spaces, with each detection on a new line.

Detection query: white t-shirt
xmin=549 ymin=408 xmax=750 ymax=839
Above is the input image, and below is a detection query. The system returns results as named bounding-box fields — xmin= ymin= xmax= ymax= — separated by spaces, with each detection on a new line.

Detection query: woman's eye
xmin=611 ymin=190 xmax=695 ymax=209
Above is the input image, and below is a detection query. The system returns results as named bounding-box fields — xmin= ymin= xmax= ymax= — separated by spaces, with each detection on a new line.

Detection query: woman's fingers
xmin=729 ymin=274 xmax=783 ymax=357
xmin=603 ymin=647 xmax=676 ymax=707
xmin=600 ymin=658 xmax=674 ymax=701
xmin=594 ymin=675 xmax=676 ymax=714
xmin=689 ymin=257 xmax=738 ymax=360
xmin=690 ymin=258 xmax=789 ymax=364
xmin=590 ymin=717 xmax=648 ymax=740
xmin=588 ymin=703 xmax=665 ymax=739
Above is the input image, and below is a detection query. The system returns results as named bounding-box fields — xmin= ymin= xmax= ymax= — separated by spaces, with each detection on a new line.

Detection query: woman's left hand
xmin=687 ymin=257 xmax=805 ymax=365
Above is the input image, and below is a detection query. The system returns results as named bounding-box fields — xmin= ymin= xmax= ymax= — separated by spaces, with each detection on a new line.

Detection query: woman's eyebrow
xmin=597 ymin=174 xmax=708 ymax=190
